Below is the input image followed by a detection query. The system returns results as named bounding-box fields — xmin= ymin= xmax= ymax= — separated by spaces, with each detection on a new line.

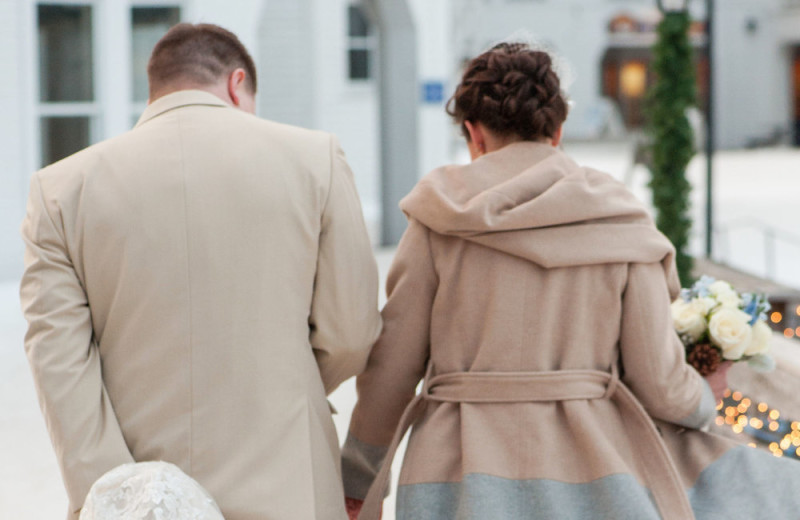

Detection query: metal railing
xmin=714 ymin=218 xmax=800 ymax=283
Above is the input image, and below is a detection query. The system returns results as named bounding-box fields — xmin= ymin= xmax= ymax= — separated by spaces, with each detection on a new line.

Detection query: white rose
xmin=708 ymin=307 xmax=753 ymax=360
xmin=671 ymin=298 xmax=707 ymax=340
xmin=744 ymin=320 xmax=771 ymax=356
xmin=696 ymin=297 xmax=718 ymax=314
xmin=708 ymin=280 xmax=742 ymax=308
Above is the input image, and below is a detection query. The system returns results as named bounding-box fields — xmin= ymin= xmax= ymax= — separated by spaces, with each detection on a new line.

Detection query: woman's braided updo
xmin=447 ymin=42 xmax=569 ymax=142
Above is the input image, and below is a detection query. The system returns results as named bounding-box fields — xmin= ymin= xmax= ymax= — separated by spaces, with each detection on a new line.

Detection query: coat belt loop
xmin=603 ymin=362 xmax=620 ymax=399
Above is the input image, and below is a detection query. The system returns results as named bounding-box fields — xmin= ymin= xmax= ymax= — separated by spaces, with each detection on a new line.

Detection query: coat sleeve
xmin=20 ymin=173 xmax=134 ymax=515
xmin=309 ymin=135 xmax=382 ymax=395
xmin=341 ymin=218 xmax=438 ymax=499
xmin=619 ymin=261 xmax=717 ymax=430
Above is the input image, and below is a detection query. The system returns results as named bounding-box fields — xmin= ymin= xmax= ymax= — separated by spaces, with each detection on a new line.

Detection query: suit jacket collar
xmin=135 ymin=90 xmax=229 ymax=128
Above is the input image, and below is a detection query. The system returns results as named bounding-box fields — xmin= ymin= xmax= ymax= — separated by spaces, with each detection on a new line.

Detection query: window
xmin=347 ymin=5 xmax=374 ymax=81
xmin=131 ymin=6 xmax=180 ymax=106
xmin=37 ymin=4 xmax=95 ymax=166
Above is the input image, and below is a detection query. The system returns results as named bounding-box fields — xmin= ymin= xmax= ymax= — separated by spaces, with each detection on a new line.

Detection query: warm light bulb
xmin=619 ymin=62 xmax=647 ymax=98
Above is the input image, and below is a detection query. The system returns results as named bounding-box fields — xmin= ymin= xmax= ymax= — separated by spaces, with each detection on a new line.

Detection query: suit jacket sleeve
xmin=309 ymin=136 xmax=382 ymax=395
xmin=20 ymin=173 xmax=134 ymax=515
xmin=619 ymin=262 xmax=717 ymax=430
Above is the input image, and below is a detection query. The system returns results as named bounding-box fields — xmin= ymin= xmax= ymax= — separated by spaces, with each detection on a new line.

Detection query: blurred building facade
xmin=1 ymin=0 xmax=799 ymax=281
xmin=453 ymin=0 xmax=800 ymax=149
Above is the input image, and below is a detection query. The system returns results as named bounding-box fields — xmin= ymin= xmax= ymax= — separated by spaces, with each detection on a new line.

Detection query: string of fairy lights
xmin=769 ymin=303 xmax=800 ymax=339
xmin=716 ymin=390 xmax=800 ymax=460
xmin=720 ymin=302 xmax=800 ymax=458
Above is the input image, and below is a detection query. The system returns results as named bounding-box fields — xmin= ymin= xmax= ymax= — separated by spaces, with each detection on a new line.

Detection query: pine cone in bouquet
xmin=686 ymin=343 xmax=723 ymax=376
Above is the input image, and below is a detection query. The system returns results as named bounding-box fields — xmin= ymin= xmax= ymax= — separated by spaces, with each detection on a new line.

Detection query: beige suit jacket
xmin=20 ymin=90 xmax=381 ymax=519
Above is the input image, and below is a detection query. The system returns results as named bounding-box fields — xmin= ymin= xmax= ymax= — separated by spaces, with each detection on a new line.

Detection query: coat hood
xmin=401 ymin=142 xmax=678 ymax=289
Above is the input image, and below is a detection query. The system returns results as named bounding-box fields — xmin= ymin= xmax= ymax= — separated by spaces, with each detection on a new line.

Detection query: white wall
xmin=312 ymin=0 xmax=381 ymax=243
xmin=714 ymin=0 xmax=786 ymax=148
xmin=257 ymin=0 xmax=316 ymax=128
xmin=409 ymin=0 xmax=457 ymax=175
xmin=0 ymin=1 xmax=32 ymax=281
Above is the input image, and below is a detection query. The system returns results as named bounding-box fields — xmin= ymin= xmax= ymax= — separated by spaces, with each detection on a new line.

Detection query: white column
xmin=369 ymin=0 xmax=419 ymax=245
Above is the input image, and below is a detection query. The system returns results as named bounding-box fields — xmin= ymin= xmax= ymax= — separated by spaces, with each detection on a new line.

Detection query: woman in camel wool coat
xmin=342 ymin=43 xmax=800 ymax=520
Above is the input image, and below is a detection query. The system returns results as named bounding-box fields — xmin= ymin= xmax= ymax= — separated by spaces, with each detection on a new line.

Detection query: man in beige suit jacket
xmin=20 ymin=23 xmax=381 ymax=519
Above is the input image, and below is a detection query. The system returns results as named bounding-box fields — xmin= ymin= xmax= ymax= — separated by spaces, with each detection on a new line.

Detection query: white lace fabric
xmin=80 ymin=461 xmax=224 ymax=519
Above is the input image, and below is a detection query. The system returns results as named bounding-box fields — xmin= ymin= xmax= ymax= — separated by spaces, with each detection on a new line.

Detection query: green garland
xmin=646 ymin=11 xmax=697 ymax=286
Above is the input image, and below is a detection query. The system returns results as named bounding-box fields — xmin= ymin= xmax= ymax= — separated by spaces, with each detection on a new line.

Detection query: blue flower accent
xmin=690 ymin=275 xmax=715 ymax=299
xmin=743 ymin=297 xmax=759 ymax=326
xmin=737 ymin=292 xmax=771 ymax=325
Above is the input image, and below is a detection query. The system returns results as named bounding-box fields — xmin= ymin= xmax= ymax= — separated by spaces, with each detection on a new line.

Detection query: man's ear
xmin=227 ymin=68 xmax=247 ymax=107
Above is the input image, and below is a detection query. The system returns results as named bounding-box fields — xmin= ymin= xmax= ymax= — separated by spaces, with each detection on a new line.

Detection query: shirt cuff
xmin=341 ymin=432 xmax=390 ymax=500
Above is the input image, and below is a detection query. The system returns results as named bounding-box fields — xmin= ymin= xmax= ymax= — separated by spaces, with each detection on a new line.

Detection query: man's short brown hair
xmin=147 ymin=23 xmax=257 ymax=98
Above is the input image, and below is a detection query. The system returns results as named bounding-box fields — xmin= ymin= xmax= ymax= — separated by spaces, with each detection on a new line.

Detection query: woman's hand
xmin=704 ymin=360 xmax=733 ymax=402
xmin=345 ymin=497 xmax=364 ymax=520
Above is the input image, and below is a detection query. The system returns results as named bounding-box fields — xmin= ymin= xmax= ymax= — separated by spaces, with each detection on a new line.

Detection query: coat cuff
xmin=341 ymin=432 xmax=390 ymax=500
xmin=675 ymin=380 xmax=717 ymax=431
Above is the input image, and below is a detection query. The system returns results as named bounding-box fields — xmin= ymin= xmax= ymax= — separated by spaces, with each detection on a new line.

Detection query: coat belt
xmin=358 ymin=364 xmax=696 ymax=520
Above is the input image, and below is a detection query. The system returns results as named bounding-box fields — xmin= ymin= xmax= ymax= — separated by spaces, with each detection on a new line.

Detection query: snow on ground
xmin=2 ymin=142 xmax=799 ymax=518
xmin=567 ymin=140 xmax=800 ymax=288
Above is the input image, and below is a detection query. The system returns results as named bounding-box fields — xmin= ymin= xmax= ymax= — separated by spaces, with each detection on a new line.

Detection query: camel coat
xmin=20 ymin=90 xmax=381 ymax=520
xmin=342 ymin=142 xmax=800 ymax=519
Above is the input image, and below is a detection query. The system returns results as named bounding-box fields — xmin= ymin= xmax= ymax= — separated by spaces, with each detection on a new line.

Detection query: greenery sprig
xmin=646 ymin=11 xmax=697 ymax=286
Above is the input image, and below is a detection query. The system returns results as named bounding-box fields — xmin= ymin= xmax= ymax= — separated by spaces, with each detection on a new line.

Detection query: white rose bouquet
xmin=671 ymin=276 xmax=775 ymax=375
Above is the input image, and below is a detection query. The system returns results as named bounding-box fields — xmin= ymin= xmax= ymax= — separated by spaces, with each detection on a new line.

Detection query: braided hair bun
xmin=447 ymin=42 xmax=569 ymax=141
